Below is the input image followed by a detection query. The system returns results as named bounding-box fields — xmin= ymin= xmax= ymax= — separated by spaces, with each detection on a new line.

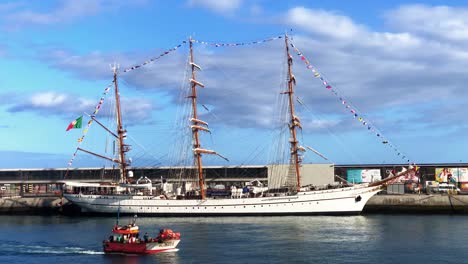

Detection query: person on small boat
xmin=157 ymin=229 xmax=164 ymax=243
xmin=144 ymin=232 xmax=149 ymax=243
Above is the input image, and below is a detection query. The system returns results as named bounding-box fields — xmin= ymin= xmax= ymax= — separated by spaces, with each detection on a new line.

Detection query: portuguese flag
xmin=66 ymin=116 xmax=83 ymax=131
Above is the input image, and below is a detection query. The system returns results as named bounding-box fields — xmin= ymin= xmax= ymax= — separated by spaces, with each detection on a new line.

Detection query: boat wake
xmin=0 ymin=242 xmax=104 ymax=255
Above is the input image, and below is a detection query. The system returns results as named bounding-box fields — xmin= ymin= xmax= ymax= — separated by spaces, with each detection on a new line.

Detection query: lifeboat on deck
xmin=103 ymin=223 xmax=181 ymax=254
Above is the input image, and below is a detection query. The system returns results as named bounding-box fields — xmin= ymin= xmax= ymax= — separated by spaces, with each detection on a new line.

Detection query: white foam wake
xmin=0 ymin=243 xmax=104 ymax=255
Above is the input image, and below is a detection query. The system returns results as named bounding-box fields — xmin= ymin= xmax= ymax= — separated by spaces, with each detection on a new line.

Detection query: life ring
xmin=0 ymin=186 xmax=6 ymax=191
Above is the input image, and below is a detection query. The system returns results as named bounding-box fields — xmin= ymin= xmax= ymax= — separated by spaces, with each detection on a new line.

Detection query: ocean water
xmin=0 ymin=214 xmax=467 ymax=264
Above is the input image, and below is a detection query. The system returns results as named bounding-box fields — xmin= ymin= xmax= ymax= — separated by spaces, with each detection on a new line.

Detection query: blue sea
xmin=0 ymin=214 xmax=467 ymax=264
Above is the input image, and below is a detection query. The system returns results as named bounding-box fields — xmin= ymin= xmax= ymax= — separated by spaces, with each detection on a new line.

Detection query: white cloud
xmin=8 ymin=91 xmax=94 ymax=114
xmin=3 ymin=0 xmax=146 ymax=29
xmin=285 ymin=7 xmax=365 ymax=39
xmin=4 ymin=3 xmax=468 ymax=163
xmin=186 ymin=0 xmax=243 ymax=14
xmin=386 ymin=4 xmax=468 ymax=42
xmin=40 ymin=49 xmax=122 ymax=80
xmin=21 ymin=4 xmax=468 ymax=139
xmin=30 ymin=92 xmax=67 ymax=107
xmin=4 ymin=91 xmax=154 ymax=125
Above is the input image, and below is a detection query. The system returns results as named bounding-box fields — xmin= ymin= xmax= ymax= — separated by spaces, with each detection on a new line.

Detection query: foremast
xmin=113 ymin=65 xmax=130 ymax=183
xmin=188 ymin=38 xmax=228 ymax=199
xmin=284 ymin=34 xmax=302 ymax=192
xmin=75 ymin=65 xmax=130 ymax=183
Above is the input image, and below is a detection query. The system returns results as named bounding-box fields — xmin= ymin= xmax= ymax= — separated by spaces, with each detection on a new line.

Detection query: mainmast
xmin=189 ymin=38 xmax=206 ymax=199
xmin=284 ymin=34 xmax=302 ymax=192
xmin=112 ymin=65 xmax=129 ymax=183
xmin=188 ymin=37 xmax=228 ymax=200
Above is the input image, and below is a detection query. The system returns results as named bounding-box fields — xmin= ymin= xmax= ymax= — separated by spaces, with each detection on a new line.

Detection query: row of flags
xmin=192 ymin=35 xmax=283 ymax=47
xmin=122 ymin=41 xmax=187 ymax=74
xmin=121 ymin=35 xmax=284 ymax=75
xmin=289 ymin=41 xmax=412 ymax=164
xmin=65 ymin=36 xmax=286 ymax=169
xmin=65 ymin=36 xmax=284 ymax=133
xmin=66 ymin=82 xmax=114 ymax=167
xmin=65 ymin=35 xmax=412 ymax=166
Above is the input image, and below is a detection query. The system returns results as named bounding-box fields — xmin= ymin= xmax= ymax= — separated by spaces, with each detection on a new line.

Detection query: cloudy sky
xmin=0 ymin=0 xmax=467 ymax=169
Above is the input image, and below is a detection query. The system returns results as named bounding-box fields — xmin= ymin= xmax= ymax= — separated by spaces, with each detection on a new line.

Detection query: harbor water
xmin=0 ymin=214 xmax=467 ymax=264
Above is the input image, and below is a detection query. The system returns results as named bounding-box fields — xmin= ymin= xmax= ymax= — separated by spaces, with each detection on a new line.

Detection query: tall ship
xmin=63 ymin=34 xmax=412 ymax=215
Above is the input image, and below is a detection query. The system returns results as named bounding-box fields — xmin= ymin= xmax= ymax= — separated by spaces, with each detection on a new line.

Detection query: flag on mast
xmin=66 ymin=116 xmax=83 ymax=131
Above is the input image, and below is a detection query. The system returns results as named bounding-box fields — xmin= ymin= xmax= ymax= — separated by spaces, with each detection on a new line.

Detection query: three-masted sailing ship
xmin=64 ymin=35 xmax=403 ymax=215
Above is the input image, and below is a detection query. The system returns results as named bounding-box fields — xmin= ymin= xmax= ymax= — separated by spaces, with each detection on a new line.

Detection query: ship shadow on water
xmin=102 ymin=251 xmax=181 ymax=264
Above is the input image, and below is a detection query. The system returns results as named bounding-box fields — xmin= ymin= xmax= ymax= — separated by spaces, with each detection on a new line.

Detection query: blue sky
xmin=0 ymin=0 xmax=467 ymax=169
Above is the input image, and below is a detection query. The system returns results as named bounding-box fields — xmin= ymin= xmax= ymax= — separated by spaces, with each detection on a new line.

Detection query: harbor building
xmin=0 ymin=163 xmax=467 ymax=197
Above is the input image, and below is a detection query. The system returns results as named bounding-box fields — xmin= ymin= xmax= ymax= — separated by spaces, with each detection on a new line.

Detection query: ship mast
xmin=74 ymin=66 xmax=130 ymax=180
xmin=189 ymin=38 xmax=206 ymax=199
xmin=187 ymin=38 xmax=228 ymax=199
xmin=112 ymin=65 xmax=129 ymax=183
xmin=285 ymin=34 xmax=302 ymax=192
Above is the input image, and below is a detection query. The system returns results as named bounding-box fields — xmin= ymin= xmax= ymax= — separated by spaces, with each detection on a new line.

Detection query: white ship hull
xmin=64 ymin=185 xmax=381 ymax=216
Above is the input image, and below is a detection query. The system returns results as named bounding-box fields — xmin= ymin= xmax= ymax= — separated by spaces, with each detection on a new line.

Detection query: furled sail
xmin=193 ymin=148 xmax=229 ymax=161
xmin=190 ymin=79 xmax=205 ymax=88
xmin=190 ymin=62 xmax=201 ymax=70
xmin=191 ymin=125 xmax=211 ymax=133
xmin=190 ymin=118 xmax=208 ymax=126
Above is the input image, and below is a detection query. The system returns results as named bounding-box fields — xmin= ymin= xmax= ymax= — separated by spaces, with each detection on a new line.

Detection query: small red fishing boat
xmin=103 ymin=218 xmax=181 ymax=254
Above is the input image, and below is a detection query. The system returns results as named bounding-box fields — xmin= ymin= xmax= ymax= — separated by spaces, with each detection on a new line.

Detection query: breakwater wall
xmin=1 ymin=194 xmax=468 ymax=215
xmin=363 ymin=194 xmax=468 ymax=214
xmin=0 ymin=196 xmax=74 ymax=214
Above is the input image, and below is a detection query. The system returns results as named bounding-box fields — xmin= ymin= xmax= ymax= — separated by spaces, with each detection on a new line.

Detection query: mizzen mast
xmin=284 ymin=34 xmax=302 ymax=192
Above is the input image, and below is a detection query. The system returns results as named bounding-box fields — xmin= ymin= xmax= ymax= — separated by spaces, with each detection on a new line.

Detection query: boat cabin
xmin=109 ymin=224 xmax=141 ymax=244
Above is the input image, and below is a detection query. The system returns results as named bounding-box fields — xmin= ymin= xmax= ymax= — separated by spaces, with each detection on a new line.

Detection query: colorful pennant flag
xmin=66 ymin=116 xmax=83 ymax=131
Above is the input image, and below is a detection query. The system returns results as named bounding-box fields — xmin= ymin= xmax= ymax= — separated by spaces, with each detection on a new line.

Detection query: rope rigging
xmin=65 ymin=33 xmax=413 ymax=187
